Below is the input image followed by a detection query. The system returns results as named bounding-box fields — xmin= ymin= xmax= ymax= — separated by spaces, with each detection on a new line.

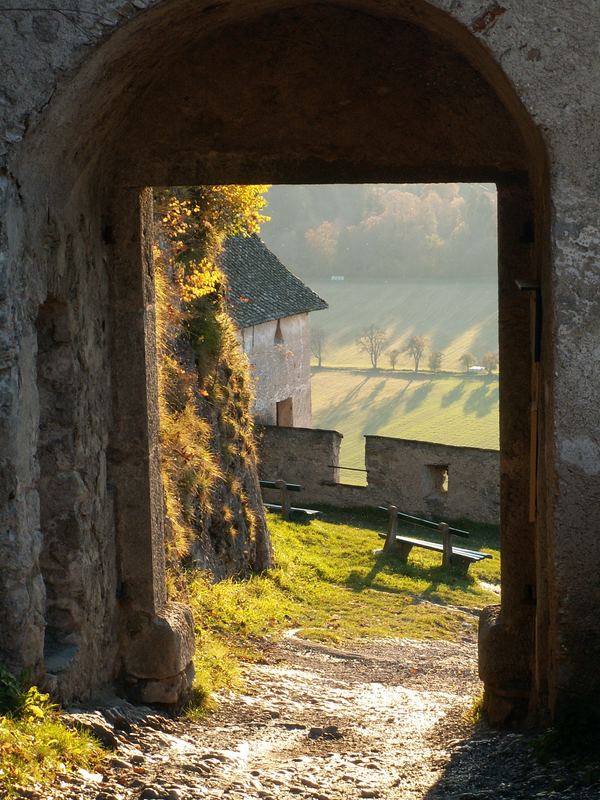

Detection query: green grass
xmin=308 ymin=279 xmax=499 ymax=477
xmin=312 ymin=369 xmax=499 ymax=478
xmin=0 ymin=677 xmax=104 ymax=797
xmin=185 ymin=507 xmax=500 ymax=709
xmin=310 ymin=279 xmax=498 ymax=372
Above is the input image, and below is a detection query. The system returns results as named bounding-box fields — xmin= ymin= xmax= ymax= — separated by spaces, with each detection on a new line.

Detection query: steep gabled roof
xmin=220 ymin=234 xmax=328 ymax=329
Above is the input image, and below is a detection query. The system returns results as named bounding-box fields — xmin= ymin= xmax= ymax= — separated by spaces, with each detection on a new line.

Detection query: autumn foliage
xmin=154 ymin=185 xmax=270 ymax=566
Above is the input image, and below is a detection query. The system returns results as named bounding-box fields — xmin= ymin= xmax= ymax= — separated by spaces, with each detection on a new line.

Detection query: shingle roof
xmin=220 ymin=234 xmax=328 ymax=328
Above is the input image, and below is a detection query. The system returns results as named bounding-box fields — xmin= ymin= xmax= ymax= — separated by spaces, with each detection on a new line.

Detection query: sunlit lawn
xmin=312 ymin=370 xmax=499 ymax=479
xmin=186 ymin=507 xmax=500 ymax=708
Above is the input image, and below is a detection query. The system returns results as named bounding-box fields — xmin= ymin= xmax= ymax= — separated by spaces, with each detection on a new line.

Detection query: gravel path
xmin=19 ymin=633 xmax=600 ymax=800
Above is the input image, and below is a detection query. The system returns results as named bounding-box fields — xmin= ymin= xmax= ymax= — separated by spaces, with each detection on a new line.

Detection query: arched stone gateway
xmin=0 ymin=0 xmax=598 ymax=723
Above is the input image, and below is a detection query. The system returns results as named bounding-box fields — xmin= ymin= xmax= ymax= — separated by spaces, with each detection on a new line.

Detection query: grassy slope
xmin=309 ymin=280 xmax=498 ymax=372
xmin=312 ymin=369 xmax=499 ymax=475
xmin=307 ymin=279 xmax=499 ymax=474
xmin=187 ymin=508 xmax=500 ymax=707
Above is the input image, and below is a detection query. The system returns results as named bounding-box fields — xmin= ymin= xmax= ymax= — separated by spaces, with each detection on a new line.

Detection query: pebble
xmin=50 ymin=640 xmax=600 ymax=800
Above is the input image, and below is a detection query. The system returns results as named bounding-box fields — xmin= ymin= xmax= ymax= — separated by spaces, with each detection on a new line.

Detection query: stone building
xmin=0 ymin=0 xmax=599 ymax=726
xmin=221 ymin=234 xmax=328 ymax=428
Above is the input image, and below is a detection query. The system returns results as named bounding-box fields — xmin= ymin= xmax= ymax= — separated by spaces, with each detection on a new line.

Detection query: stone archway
xmin=3 ymin=0 xmax=598 ymax=726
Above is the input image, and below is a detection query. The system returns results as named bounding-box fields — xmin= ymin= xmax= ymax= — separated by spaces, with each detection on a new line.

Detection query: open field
xmin=311 ymin=369 xmax=499 ymax=475
xmin=187 ymin=506 xmax=500 ymax=701
xmin=306 ymin=279 xmax=499 ymax=475
xmin=309 ymin=279 xmax=498 ymax=372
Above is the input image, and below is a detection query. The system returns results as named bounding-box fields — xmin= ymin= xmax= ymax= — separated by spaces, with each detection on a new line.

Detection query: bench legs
xmin=392 ymin=540 xmax=414 ymax=562
xmin=275 ymin=480 xmax=291 ymax=521
xmin=449 ymin=554 xmax=474 ymax=576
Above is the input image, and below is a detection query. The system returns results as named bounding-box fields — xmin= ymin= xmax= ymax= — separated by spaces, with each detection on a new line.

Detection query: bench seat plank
xmin=264 ymin=503 xmax=321 ymax=518
xmin=260 ymin=480 xmax=303 ymax=492
xmin=377 ymin=531 xmax=491 ymax=566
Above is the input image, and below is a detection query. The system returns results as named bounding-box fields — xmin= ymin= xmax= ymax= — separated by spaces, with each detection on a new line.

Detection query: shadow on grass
xmin=359 ymin=383 xmax=414 ymax=431
xmin=441 ymin=380 xmax=467 ymax=408
xmin=404 ymin=381 xmax=434 ymax=412
xmin=463 ymin=381 xmax=499 ymax=417
xmin=344 ymin=549 xmax=476 ymax=596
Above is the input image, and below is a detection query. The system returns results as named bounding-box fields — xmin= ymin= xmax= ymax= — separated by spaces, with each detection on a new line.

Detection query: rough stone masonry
xmin=0 ymin=0 xmax=599 ymax=726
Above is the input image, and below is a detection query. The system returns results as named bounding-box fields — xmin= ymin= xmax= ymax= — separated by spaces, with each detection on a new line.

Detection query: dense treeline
xmin=261 ymin=183 xmax=497 ymax=281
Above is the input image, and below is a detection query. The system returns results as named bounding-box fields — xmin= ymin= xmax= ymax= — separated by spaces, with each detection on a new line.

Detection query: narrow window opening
xmin=424 ymin=464 xmax=449 ymax=497
xmin=274 ymin=319 xmax=284 ymax=344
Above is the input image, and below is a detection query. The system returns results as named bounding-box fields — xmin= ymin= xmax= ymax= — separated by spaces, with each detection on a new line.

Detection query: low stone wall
xmin=258 ymin=427 xmax=499 ymax=525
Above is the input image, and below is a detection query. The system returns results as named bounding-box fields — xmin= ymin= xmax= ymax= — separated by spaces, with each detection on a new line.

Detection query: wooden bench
xmin=263 ymin=502 xmax=321 ymax=519
xmin=377 ymin=505 xmax=491 ymax=575
xmin=259 ymin=479 xmax=321 ymax=521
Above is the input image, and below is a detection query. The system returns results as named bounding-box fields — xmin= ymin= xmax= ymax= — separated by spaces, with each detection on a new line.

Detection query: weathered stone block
xmin=123 ymin=602 xmax=195 ymax=682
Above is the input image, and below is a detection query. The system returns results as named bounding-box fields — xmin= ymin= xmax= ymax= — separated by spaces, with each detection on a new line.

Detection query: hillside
xmin=306 ymin=279 xmax=498 ymax=372
xmin=312 ymin=370 xmax=499 ymax=479
xmin=261 ymin=183 xmax=497 ymax=281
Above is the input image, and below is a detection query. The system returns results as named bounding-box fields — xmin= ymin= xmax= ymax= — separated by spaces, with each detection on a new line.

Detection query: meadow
xmin=312 ymin=369 xmax=499 ymax=476
xmin=308 ymin=279 xmax=499 ymax=372
xmin=308 ymin=279 xmax=500 ymax=474
xmin=187 ymin=507 xmax=500 ymax=708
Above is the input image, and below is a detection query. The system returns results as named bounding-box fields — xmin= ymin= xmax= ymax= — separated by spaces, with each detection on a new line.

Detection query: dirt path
xmin=30 ymin=633 xmax=600 ymax=800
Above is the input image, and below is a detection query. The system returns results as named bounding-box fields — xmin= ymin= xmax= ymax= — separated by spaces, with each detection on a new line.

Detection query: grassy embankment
xmin=312 ymin=370 xmax=499 ymax=479
xmin=0 ymin=673 xmax=104 ymax=797
xmin=307 ymin=280 xmax=500 ymax=478
xmin=187 ymin=507 xmax=500 ymax=710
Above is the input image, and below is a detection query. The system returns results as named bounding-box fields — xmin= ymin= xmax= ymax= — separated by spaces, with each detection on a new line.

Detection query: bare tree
xmin=356 ymin=325 xmax=387 ymax=369
xmin=481 ymin=351 xmax=499 ymax=375
xmin=460 ymin=352 xmax=476 ymax=372
xmin=311 ymin=327 xmax=327 ymax=368
xmin=404 ymin=335 xmax=428 ymax=372
xmin=429 ymin=350 xmax=443 ymax=372
xmin=387 ymin=348 xmax=401 ymax=371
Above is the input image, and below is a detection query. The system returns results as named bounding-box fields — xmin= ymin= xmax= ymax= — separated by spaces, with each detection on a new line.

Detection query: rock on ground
xmin=21 ymin=633 xmax=600 ymax=799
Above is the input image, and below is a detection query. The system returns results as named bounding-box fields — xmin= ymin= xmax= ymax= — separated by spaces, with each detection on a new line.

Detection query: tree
xmin=311 ymin=328 xmax=327 ymax=368
xmin=429 ymin=350 xmax=443 ymax=372
xmin=387 ymin=348 xmax=401 ymax=371
xmin=356 ymin=325 xmax=387 ymax=369
xmin=460 ymin=352 xmax=476 ymax=372
xmin=404 ymin=335 xmax=428 ymax=372
xmin=481 ymin=351 xmax=499 ymax=375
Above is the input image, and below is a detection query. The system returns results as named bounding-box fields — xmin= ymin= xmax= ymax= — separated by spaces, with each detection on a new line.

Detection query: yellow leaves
xmin=158 ymin=185 xmax=270 ymax=311
xmin=178 ymin=258 xmax=222 ymax=303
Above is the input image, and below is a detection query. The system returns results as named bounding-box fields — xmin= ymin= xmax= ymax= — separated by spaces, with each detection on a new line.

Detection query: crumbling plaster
xmin=0 ymin=0 xmax=598 ymax=721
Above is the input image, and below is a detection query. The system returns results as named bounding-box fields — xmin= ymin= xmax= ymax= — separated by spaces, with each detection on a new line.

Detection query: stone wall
xmin=258 ymin=427 xmax=499 ymax=525
xmin=1 ymin=0 xmax=599 ymax=724
xmin=239 ymin=313 xmax=312 ymax=428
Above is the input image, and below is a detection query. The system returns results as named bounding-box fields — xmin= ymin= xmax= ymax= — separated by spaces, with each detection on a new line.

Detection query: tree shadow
xmin=360 ymin=381 xmax=414 ymax=432
xmin=440 ymin=380 xmax=467 ymax=408
xmin=317 ymin=376 xmax=370 ymax=427
xmin=404 ymin=380 xmax=434 ymax=412
xmin=363 ymin=378 xmax=388 ymax=406
xmin=463 ymin=380 xmax=499 ymax=417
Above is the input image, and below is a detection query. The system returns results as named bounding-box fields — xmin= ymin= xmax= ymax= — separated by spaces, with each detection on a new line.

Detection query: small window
xmin=274 ymin=319 xmax=284 ymax=344
xmin=276 ymin=397 xmax=294 ymax=427
xmin=424 ymin=464 xmax=449 ymax=497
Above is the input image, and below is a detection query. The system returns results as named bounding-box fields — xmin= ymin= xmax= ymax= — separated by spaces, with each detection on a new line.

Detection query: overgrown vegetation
xmin=0 ymin=666 xmax=103 ymax=796
xmin=154 ymin=185 xmax=269 ymax=566
xmin=183 ymin=507 xmax=500 ymax=711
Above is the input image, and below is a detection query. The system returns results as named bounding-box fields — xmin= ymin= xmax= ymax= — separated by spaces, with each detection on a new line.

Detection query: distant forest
xmin=260 ymin=183 xmax=497 ymax=282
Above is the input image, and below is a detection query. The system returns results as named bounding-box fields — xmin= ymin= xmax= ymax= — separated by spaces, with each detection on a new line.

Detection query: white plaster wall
xmin=239 ymin=313 xmax=312 ymax=427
